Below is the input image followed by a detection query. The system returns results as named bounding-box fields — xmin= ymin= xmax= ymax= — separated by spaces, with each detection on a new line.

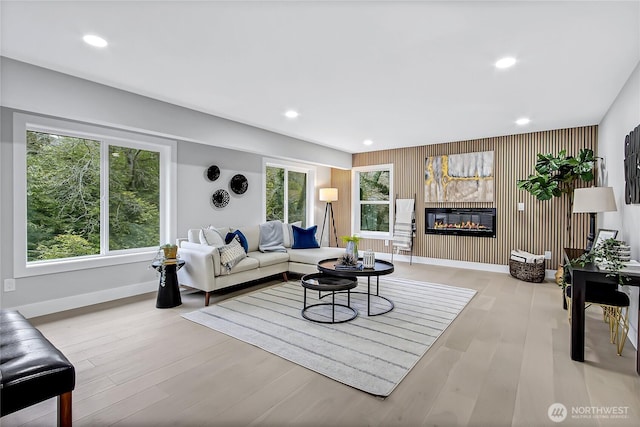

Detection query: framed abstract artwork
xmin=425 ymin=151 xmax=494 ymax=202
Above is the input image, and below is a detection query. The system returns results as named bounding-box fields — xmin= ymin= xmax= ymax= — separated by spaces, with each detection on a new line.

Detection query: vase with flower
xmin=341 ymin=235 xmax=361 ymax=260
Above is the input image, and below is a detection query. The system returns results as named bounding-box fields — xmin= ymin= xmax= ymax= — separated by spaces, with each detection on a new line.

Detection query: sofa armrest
xmin=176 ymin=244 xmax=220 ymax=291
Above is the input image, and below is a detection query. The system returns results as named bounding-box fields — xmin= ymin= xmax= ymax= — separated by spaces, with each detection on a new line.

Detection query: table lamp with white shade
xmin=572 ymin=186 xmax=617 ymax=251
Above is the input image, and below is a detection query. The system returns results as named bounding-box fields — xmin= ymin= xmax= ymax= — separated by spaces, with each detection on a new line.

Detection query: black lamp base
xmin=584 ymin=212 xmax=596 ymax=252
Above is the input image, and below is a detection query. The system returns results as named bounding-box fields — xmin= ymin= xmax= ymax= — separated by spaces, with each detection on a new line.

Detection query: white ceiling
xmin=1 ymin=1 xmax=639 ymax=154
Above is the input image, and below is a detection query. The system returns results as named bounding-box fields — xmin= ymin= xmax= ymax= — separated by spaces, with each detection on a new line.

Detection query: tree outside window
xmin=26 ymin=130 xmax=160 ymax=262
xmin=265 ymin=165 xmax=309 ymax=226
xmin=354 ymin=165 xmax=393 ymax=237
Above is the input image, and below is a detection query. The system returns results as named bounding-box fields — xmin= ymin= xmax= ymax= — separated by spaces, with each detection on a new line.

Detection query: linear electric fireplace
xmin=425 ymin=208 xmax=496 ymax=237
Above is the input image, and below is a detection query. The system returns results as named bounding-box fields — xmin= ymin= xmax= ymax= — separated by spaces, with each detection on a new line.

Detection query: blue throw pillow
xmin=225 ymin=230 xmax=249 ymax=253
xmin=292 ymin=225 xmax=320 ymax=249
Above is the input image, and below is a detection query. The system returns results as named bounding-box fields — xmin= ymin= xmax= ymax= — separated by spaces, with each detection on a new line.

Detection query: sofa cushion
xmin=225 ymin=255 xmax=259 ymax=274
xmin=248 ymin=251 xmax=290 ymax=268
xmin=187 ymin=229 xmax=200 ymax=243
xmin=288 ymin=247 xmax=346 ymax=264
xmin=225 ymin=230 xmax=249 ymax=253
xmin=292 ymin=225 xmax=320 ymax=249
xmin=236 ymin=225 xmax=260 ymax=252
xmin=282 ymin=221 xmax=302 ymax=248
xmin=200 ymin=228 xmax=225 ymax=247
xmin=219 ymin=238 xmax=247 ymax=272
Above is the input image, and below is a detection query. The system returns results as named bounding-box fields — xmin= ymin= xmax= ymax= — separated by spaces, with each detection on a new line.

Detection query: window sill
xmin=15 ymin=251 xmax=157 ymax=278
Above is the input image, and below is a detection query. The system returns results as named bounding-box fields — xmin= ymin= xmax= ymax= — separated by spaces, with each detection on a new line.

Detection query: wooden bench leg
xmin=58 ymin=391 xmax=72 ymax=427
xmin=282 ymin=272 xmax=288 ymax=282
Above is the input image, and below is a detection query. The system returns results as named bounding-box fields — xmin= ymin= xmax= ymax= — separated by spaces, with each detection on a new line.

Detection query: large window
xmin=264 ymin=162 xmax=313 ymax=226
xmin=14 ymin=114 xmax=176 ymax=276
xmin=353 ymin=164 xmax=393 ymax=238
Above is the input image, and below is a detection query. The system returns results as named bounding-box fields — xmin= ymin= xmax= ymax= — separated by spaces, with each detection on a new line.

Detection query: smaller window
xmin=264 ymin=161 xmax=314 ymax=226
xmin=353 ymin=164 xmax=393 ymax=238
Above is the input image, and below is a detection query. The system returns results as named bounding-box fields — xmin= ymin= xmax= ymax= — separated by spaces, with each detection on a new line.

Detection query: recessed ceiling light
xmin=83 ymin=34 xmax=108 ymax=48
xmin=495 ymin=57 xmax=516 ymax=69
xmin=363 ymin=139 xmax=373 ymax=146
xmin=284 ymin=110 xmax=299 ymax=119
xmin=516 ymin=117 xmax=531 ymax=125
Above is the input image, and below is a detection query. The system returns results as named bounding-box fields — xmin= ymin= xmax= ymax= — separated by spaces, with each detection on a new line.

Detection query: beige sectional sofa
xmin=176 ymin=224 xmax=345 ymax=305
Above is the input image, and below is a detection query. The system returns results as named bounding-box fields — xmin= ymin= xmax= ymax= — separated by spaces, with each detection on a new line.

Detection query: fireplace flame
xmin=434 ymin=220 xmax=488 ymax=230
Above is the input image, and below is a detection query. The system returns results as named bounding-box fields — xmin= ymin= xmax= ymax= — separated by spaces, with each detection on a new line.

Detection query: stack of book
xmin=335 ymin=262 xmax=364 ymax=271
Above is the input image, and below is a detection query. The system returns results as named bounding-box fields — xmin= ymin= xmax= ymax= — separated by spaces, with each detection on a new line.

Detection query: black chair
xmin=565 ymin=285 xmax=630 ymax=355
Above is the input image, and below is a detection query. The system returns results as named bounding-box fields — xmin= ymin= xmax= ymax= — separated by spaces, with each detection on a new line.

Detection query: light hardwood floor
xmin=3 ymin=263 xmax=639 ymax=426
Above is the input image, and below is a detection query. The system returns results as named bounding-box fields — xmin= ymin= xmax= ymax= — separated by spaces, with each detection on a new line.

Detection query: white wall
xmin=0 ymin=58 xmax=344 ymax=317
xmin=598 ymin=61 xmax=640 ymax=349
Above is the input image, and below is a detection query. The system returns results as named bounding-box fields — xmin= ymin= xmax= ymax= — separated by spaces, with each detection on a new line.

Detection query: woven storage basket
xmin=509 ymin=259 xmax=545 ymax=283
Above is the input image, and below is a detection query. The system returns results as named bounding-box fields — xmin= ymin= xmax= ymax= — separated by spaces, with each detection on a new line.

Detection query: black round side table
xmin=301 ymin=273 xmax=358 ymax=323
xmin=152 ymin=259 xmax=185 ymax=308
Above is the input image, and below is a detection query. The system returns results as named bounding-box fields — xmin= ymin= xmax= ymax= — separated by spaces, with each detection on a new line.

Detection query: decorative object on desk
xmin=571 ymin=237 xmax=631 ymax=285
xmin=211 ymin=189 xmax=230 ymax=208
xmin=206 ymin=165 xmax=220 ymax=182
xmin=319 ymin=188 xmax=339 ymax=247
xmin=592 ymin=228 xmax=618 ymax=252
xmin=363 ymin=249 xmax=375 ymax=268
xmin=616 ymin=243 xmax=632 ymax=262
xmin=573 ymin=187 xmax=617 ymax=251
xmin=341 ymin=234 xmax=361 ymax=260
xmin=230 ymin=174 xmax=248 ymax=194
xmin=517 ymin=148 xmax=595 ymax=247
xmin=623 ymin=123 xmax=639 ymax=204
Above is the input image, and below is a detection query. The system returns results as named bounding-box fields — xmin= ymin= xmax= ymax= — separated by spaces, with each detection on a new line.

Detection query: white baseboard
xmin=378 ymin=252 xmax=557 ymax=280
xmin=12 ymin=280 xmax=157 ymax=319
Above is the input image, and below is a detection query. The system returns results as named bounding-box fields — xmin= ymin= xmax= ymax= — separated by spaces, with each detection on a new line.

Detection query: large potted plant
xmin=517 ymin=148 xmax=595 ymax=285
xmin=517 ymin=148 xmax=595 ymax=247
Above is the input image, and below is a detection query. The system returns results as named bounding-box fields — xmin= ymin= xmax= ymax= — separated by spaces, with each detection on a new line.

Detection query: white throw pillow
xmin=282 ymin=221 xmax=302 ymax=248
xmin=200 ymin=228 xmax=225 ymax=247
xmin=218 ymin=238 xmax=247 ymax=272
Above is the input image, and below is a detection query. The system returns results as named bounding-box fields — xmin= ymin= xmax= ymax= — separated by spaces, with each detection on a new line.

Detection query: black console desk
xmin=563 ymin=248 xmax=640 ymax=375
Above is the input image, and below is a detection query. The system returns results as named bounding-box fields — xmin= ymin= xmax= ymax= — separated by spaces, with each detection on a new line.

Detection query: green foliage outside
xmin=266 ymin=166 xmax=285 ymax=222
xmin=266 ymin=166 xmax=306 ymax=227
xmin=359 ymin=170 xmax=390 ymax=232
xmin=27 ymin=131 xmax=160 ymax=261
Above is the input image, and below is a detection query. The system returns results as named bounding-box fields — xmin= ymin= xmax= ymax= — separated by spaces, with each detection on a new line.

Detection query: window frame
xmin=262 ymin=158 xmax=315 ymax=227
xmin=13 ymin=113 xmax=177 ymax=278
xmin=352 ymin=164 xmax=394 ymax=239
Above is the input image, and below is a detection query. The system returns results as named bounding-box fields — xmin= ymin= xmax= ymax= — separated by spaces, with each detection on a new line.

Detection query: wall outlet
xmin=517 ymin=202 xmax=525 ymax=211
xmin=4 ymin=278 xmax=16 ymax=292
xmin=544 ymin=251 xmax=552 ymax=260
xmin=384 ymin=240 xmax=389 ymax=246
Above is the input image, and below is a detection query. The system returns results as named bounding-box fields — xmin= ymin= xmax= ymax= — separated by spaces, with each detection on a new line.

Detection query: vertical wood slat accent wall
xmin=331 ymin=126 xmax=597 ymax=270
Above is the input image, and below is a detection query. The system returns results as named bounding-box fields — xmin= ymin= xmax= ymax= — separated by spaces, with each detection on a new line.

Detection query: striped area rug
xmin=182 ymin=277 xmax=476 ymax=397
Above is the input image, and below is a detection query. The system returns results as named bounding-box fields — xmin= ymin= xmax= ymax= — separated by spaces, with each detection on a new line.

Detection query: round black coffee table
xmin=301 ymin=273 xmax=358 ymax=323
xmin=317 ymin=258 xmax=395 ymax=316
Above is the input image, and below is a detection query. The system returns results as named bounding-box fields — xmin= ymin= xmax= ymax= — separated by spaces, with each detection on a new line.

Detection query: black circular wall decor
xmin=230 ymin=174 xmax=248 ymax=194
xmin=206 ymin=165 xmax=220 ymax=182
xmin=211 ymin=189 xmax=230 ymax=208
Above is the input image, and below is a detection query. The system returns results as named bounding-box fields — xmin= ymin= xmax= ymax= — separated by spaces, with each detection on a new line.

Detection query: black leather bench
xmin=0 ymin=310 xmax=75 ymax=426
